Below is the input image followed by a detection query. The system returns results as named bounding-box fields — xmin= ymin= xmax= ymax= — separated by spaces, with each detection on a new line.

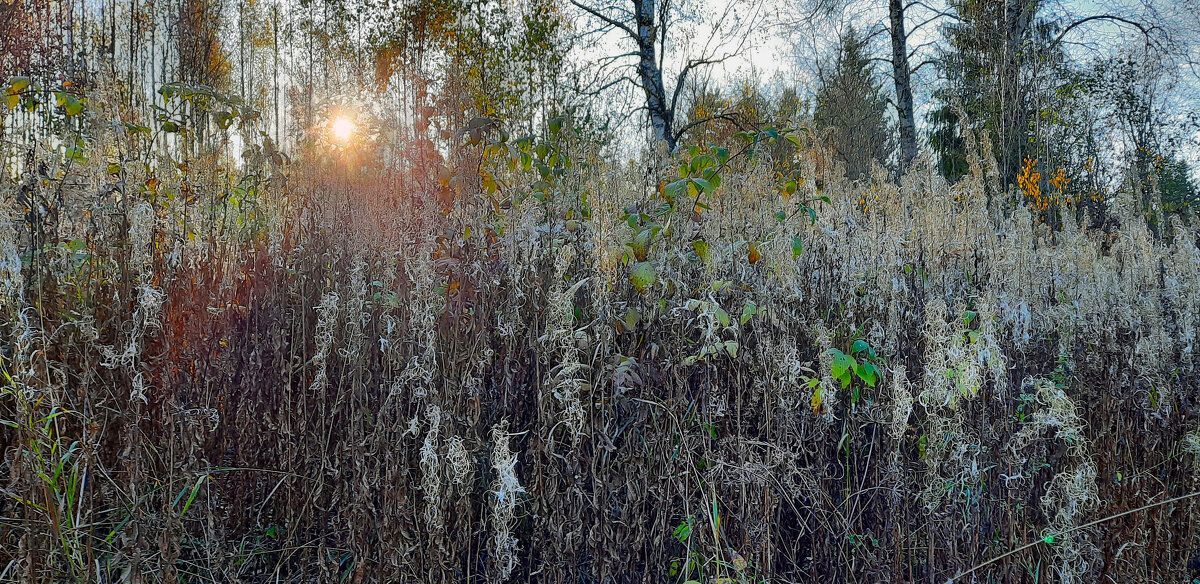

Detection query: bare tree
xmin=888 ymin=0 xmax=918 ymax=170
xmin=782 ymin=0 xmax=949 ymax=175
xmin=570 ymin=0 xmax=762 ymax=150
xmin=882 ymin=0 xmax=1169 ymax=178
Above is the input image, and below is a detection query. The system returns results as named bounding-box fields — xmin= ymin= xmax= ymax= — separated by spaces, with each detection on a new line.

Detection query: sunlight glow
xmin=331 ymin=117 xmax=355 ymax=142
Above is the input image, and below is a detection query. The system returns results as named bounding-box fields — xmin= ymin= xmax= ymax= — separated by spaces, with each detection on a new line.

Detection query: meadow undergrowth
xmin=1 ymin=104 xmax=1199 ymax=584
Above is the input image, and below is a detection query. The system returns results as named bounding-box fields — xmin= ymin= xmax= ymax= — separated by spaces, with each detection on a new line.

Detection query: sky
xmin=580 ymin=0 xmax=1200 ymax=169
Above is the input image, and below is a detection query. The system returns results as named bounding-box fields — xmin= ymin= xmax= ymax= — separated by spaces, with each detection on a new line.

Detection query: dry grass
xmin=1 ymin=109 xmax=1199 ymax=584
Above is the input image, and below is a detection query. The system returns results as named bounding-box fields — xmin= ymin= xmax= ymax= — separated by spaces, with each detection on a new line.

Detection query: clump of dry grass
xmin=489 ymin=423 xmax=525 ymax=580
xmin=1 ymin=99 xmax=1199 ymax=584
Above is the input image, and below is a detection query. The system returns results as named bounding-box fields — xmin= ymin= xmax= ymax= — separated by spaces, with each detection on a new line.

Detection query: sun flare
xmin=331 ymin=117 xmax=355 ymax=141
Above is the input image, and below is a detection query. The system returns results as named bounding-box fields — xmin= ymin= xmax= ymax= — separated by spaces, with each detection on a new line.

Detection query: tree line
xmin=2 ymin=0 xmax=1198 ymax=224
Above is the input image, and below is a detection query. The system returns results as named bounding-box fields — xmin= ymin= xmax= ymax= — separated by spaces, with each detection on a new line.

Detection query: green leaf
xmin=548 ymin=116 xmax=564 ymax=134
xmin=54 ymin=91 xmax=83 ymax=116
xmin=691 ymin=177 xmax=711 ymax=194
xmin=835 ymin=369 xmax=852 ymax=389
xmin=690 ymin=154 xmax=715 ymax=172
xmin=723 ymin=340 xmax=739 ymax=358
xmin=740 ymin=301 xmax=756 ymax=324
xmin=714 ymin=306 xmax=730 ymax=328
xmin=180 ymin=475 xmax=207 ymax=517
xmin=673 ymin=518 xmax=692 ymax=543
xmin=624 ymin=308 xmax=641 ymax=330
xmin=124 ymin=122 xmax=152 ymax=135
xmin=629 ymin=228 xmax=652 ymax=261
xmin=8 ymin=76 xmax=31 ymax=94
xmin=630 ymin=261 xmax=656 ymax=293
xmin=663 ymin=179 xmax=687 ymax=201
xmin=829 ymin=349 xmax=856 ymax=388
xmin=804 ymin=205 xmax=818 ymax=224
xmin=64 ymin=146 xmax=87 ymax=163
xmin=791 ymin=236 xmax=804 ymax=258
xmin=855 ymin=362 xmax=878 ymax=387
xmin=851 ymin=340 xmax=871 ymax=354
xmin=963 ymin=310 xmax=978 ymax=327
xmin=692 ymin=239 xmax=711 ymax=263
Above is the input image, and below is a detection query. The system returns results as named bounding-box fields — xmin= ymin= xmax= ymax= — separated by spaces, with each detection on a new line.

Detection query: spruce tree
xmin=813 ymin=27 xmax=892 ymax=181
xmin=930 ymin=0 xmax=1048 ymax=185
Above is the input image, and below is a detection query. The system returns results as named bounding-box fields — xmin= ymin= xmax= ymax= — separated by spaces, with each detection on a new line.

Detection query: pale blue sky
xmin=645 ymin=0 xmax=1200 ymax=170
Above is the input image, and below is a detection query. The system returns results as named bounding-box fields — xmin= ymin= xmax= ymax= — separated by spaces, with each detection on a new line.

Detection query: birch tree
xmin=570 ymin=0 xmax=762 ymax=150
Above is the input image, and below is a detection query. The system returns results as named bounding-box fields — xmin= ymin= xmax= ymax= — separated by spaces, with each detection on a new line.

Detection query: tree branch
xmin=575 ymin=74 xmax=638 ymax=98
xmin=910 ymin=58 xmax=939 ymax=75
xmin=569 ymin=0 xmax=636 ymax=39
xmin=674 ymin=111 xmax=752 ymax=143
xmin=1046 ymin=15 xmax=1159 ymax=54
xmin=909 ymin=10 xmax=957 ymax=34
xmin=669 ymin=53 xmax=737 ymax=118
xmin=907 ymin=40 xmax=938 ymax=60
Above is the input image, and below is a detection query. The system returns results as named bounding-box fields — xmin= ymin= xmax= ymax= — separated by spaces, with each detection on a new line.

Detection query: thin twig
xmin=950 ymin=489 xmax=1200 ymax=582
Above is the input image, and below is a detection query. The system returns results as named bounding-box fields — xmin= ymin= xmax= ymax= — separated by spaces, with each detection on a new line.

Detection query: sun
xmin=330 ymin=117 xmax=355 ymax=142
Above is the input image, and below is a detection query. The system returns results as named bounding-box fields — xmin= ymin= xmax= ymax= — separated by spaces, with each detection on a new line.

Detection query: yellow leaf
xmin=748 ymin=242 xmax=761 ymax=264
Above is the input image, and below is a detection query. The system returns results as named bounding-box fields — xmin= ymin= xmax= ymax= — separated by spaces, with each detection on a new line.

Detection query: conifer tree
xmin=813 ymin=27 xmax=891 ymax=181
